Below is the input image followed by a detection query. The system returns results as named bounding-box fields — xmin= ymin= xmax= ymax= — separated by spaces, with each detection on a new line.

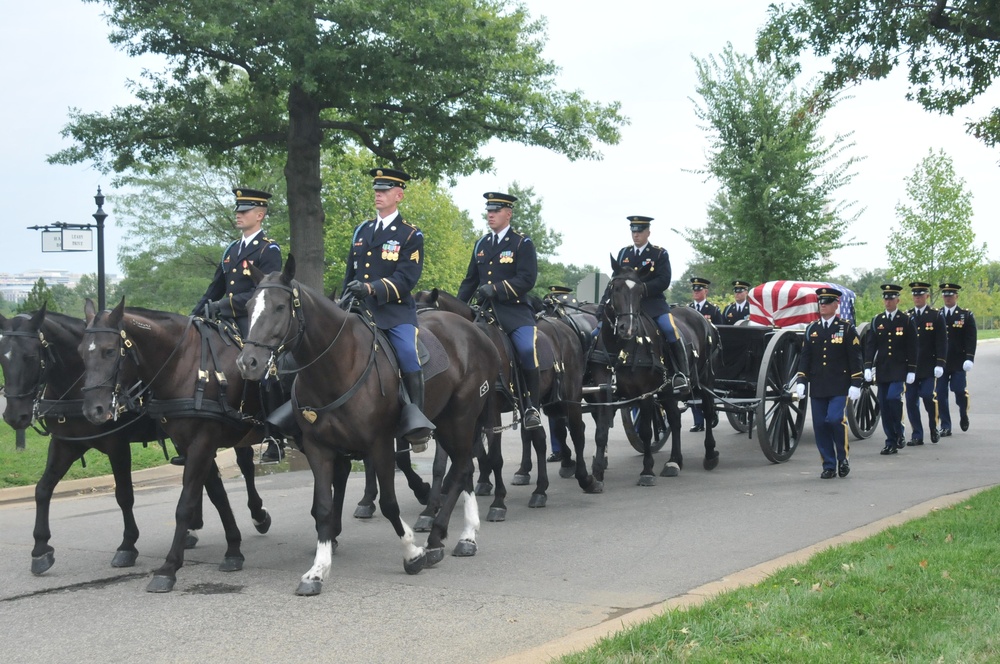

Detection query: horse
xmin=78 ymin=299 xmax=275 ymax=593
xmin=415 ymin=289 xmax=601 ymax=519
xmin=235 ymin=256 xmax=498 ymax=596
xmin=599 ymin=259 xmax=722 ymax=484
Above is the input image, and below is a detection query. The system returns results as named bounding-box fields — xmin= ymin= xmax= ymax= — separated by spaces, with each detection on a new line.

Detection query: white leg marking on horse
xmin=302 ymin=539 xmax=333 ymax=582
xmin=252 ymin=508 xmax=268 ymax=527
xmin=3 ymin=349 xmax=10 ymax=361
xmin=248 ymin=289 xmax=267 ymax=336
xmin=459 ymin=491 xmax=480 ymax=542
xmin=400 ymin=522 xmax=425 ymax=562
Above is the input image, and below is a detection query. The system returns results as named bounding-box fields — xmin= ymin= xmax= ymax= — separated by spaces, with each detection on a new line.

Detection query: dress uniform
xmin=457 ymin=192 xmax=542 ymax=429
xmin=904 ymin=281 xmax=947 ymax=445
xmin=688 ymin=277 xmax=722 ymax=431
xmin=721 ymin=280 xmax=752 ymax=325
xmin=863 ymin=284 xmax=917 ymax=454
xmin=613 ymin=215 xmax=690 ymax=394
xmin=193 ymin=188 xmax=282 ymax=337
xmin=795 ymin=287 xmax=863 ymax=479
xmin=936 ymin=283 xmax=977 ymax=435
xmin=342 ymin=168 xmax=433 ymax=446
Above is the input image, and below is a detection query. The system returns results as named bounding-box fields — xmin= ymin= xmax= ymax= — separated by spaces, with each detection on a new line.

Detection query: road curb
xmin=493 ymin=485 xmax=993 ymax=664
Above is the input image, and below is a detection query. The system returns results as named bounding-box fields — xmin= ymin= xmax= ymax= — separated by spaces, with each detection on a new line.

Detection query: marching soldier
xmin=688 ymin=276 xmax=721 ymax=431
xmin=457 ymin=192 xmax=542 ymax=429
xmin=721 ymin=280 xmax=752 ymax=324
xmin=937 ymin=283 xmax=977 ymax=435
xmin=613 ymin=215 xmax=690 ymax=394
xmin=795 ymin=287 xmax=863 ymax=479
xmin=904 ymin=281 xmax=946 ymax=445
xmin=864 ymin=284 xmax=917 ymax=454
xmin=342 ymin=167 xmax=434 ymax=449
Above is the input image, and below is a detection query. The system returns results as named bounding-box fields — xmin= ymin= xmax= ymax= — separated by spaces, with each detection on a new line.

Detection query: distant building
xmin=0 ymin=270 xmax=118 ymax=304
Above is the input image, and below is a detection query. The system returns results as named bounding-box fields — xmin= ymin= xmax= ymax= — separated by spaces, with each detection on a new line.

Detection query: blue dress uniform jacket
xmin=688 ymin=300 xmax=724 ymax=326
xmin=457 ymin=229 xmax=537 ymax=330
xmin=797 ymin=317 xmax=864 ymax=398
xmin=721 ymin=302 xmax=750 ymax=325
xmin=907 ymin=307 xmax=947 ymax=379
xmin=942 ymin=307 xmax=977 ymax=371
xmin=614 ymin=244 xmax=672 ymax=318
xmin=194 ymin=230 xmax=282 ymax=330
xmin=342 ymin=215 xmax=423 ymax=330
xmin=864 ymin=311 xmax=917 ymax=383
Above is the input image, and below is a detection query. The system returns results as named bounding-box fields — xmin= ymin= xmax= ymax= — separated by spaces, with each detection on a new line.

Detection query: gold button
xmin=230 ymin=280 xmax=235 ymax=285
xmin=231 ymin=268 xmax=237 ymax=273
xmin=365 ymin=263 xmax=370 ymax=268
xmin=364 ymin=275 xmax=369 ymax=279
xmin=367 ymin=251 xmax=372 ymax=256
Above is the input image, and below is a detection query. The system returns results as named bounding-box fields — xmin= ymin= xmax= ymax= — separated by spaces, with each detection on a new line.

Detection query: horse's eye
xmin=102 ymin=347 xmax=116 ymax=359
xmin=275 ymin=303 xmax=286 ymax=313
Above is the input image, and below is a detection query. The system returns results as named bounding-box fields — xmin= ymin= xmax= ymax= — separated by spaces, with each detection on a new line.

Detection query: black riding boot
xmin=399 ymin=371 xmax=435 ymax=452
xmin=521 ymin=368 xmax=542 ymax=430
xmin=667 ymin=339 xmax=691 ymax=395
xmin=262 ymin=399 xmax=297 ymax=463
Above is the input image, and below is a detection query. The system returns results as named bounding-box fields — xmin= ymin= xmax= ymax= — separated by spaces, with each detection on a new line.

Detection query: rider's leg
xmin=511 ymin=325 xmax=542 ymax=429
xmin=655 ymin=312 xmax=690 ymax=393
xmin=388 ymin=324 xmax=434 ymax=449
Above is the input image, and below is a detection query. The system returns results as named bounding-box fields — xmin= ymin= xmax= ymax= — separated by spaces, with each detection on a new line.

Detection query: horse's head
xmin=237 ymin=255 xmax=302 ymax=381
xmin=79 ymin=297 xmax=136 ymax=424
xmin=0 ymin=305 xmax=49 ymax=429
xmin=605 ymin=256 xmax=651 ymax=342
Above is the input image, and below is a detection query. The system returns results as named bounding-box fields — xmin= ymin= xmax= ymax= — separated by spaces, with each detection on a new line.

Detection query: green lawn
xmin=979 ymin=328 xmax=1000 ymax=340
xmin=0 ymin=427 xmax=171 ymax=489
xmin=560 ymin=486 xmax=1000 ymax=663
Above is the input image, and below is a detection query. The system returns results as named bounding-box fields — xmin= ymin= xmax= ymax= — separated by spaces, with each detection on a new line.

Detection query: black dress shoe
xmin=170 ymin=455 xmax=186 ymax=466
xmin=960 ymin=415 xmax=970 ymax=431
xmin=907 ymin=438 xmax=924 ymax=446
xmin=261 ymin=441 xmax=284 ymax=464
xmin=930 ymin=428 xmax=940 ymax=443
xmin=880 ymin=445 xmax=897 ymax=455
xmin=820 ymin=469 xmax=836 ymax=479
xmin=838 ymin=461 xmax=850 ymax=477
xmin=547 ymin=453 xmax=561 ymax=463
xmin=939 ymin=428 xmax=952 ymax=437
xmin=896 ymin=438 xmax=907 ymax=450
xmin=689 ymin=424 xmax=705 ymax=433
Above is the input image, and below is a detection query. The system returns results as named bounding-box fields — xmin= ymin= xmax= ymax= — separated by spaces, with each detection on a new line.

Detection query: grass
xmin=978 ymin=329 xmax=1000 ymax=340
xmin=0 ymin=427 xmax=171 ymax=489
xmin=560 ymin=486 xmax=1000 ymax=663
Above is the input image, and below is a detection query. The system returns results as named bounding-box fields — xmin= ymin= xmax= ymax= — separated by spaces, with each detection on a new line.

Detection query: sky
xmin=3 ymin=0 xmax=999 ymax=281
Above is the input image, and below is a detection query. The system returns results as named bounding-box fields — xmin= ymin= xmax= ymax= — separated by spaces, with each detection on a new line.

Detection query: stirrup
xmin=671 ymin=373 xmax=690 ymax=395
xmin=259 ymin=436 xmax=284 ymax=464
xmin=522 ymin=407 xmax=542 ymax=430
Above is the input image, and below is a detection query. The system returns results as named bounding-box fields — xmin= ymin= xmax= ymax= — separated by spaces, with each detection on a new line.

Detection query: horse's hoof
xmin=660 ymin=462 xmax=680 ymax=478
xmin=404 ymin=552 xmax=426 ymax=575
xmin=296 ymin=579 xmax=322 ymax=596
xmin=254 ymin=509 xmax=272 ymax=534
xmin=219 ymin=555 xmax=245 ymax=572
xmin=585 ymin=480 xmax=604 ymax=494
xmin=413 ymin=515 xmax=435 ymax=533
xmin=353 ymin=504 xmax=376 ymax=519
xmin=184 ymin=531 xmax=199 ymax=549
xmin=487 ymin=506 xmax=507 ymax=522
xmin=558 ymin=466 xmax=575 ymax=479
xmin=425 ymin=547 xmax=445 ymax=567
xmin=475 ymin=482 xmax=493 ymax=496
xmin=638 ymin=475 xmax=657 ymax=487
xmin=453 ymin=539 xmax=478 ymax=557
xmin=511 ymin=473 xmax=531 ymax=486
xmin=528 ymin=493 xmax=547 ymax=508
xmin=111 ymin=550 xmax=138 ymax=568
xmin=704 ymin=454 xmax=719 ymax=471
xmin=146 ymin=575 xmax=176 ymax=593
xmin=31 ymin=551 xmax=55 ymax=576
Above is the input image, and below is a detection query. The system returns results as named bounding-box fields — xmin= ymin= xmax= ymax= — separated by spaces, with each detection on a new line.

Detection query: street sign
xmin=575 ymin=272 xmax=609 ymax=303
xmin=61 ymin=228 xmax=93 ymax=251
xmin=41 ymin=231 xmax=62 ymax=252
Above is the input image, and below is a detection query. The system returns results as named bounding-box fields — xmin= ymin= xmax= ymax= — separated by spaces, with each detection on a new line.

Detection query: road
xmin=1 ymin=342 xmax=997 ymax=664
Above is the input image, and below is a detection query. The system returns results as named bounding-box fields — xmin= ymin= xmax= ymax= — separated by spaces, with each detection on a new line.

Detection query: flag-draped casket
xmin=747 ymin=281 xmax=857 ymax=328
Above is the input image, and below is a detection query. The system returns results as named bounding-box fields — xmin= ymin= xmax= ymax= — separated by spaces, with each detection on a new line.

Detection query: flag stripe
xmin=748 ymin=281 xmax=856 ymax=328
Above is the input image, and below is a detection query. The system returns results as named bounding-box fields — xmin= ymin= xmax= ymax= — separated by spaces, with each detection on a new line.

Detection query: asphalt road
xmin=1 ymin=342 xmax=997 ymax=664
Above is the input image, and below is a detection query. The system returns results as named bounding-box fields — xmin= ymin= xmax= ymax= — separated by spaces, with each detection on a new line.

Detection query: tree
xmin=887 ymin=149 xmax=987 ymax=307
xmin=685 ymin=45 xmax=861 ymax=283
xmin=50 ymin=0 xmax=626 ymax=291
xmin=16 ymin=279 xmax=55 ymax=314
xmin=757 ymin=0 xmax=1000 ymax=147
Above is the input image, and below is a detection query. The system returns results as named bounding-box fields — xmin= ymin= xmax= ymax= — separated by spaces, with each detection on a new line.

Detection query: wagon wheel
xmin=847 ymin=322 xmax=880 ymax=439
xmin=726 ymin=409 xmax=752 ymax=433
xmin=755 ymin=329 xmax=808 ymax=463
xmin=620 ymin=402 xmax=670 ymax=453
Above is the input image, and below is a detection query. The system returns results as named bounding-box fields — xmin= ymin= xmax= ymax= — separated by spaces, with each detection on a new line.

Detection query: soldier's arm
xmin=370 ymin=230 xmax=423 ymax=304
xmin=495 ymin=237 xmax=537 ymax=302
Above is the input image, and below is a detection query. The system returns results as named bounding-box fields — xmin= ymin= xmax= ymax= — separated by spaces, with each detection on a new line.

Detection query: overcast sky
xmin=3 ymin=0 xmax=998 ymax=280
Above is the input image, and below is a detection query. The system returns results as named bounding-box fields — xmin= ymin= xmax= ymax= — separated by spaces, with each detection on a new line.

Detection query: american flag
xmin=748 ymin=281 xmax=857 ymax=328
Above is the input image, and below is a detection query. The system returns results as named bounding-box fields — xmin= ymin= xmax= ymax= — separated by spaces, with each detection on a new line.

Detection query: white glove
xmin=848 ymin=386 xmax=862 ymax=403
xmin=795 ymin=383 xmax=806 ymax=400
xmin=863 ymin=369 xmax=872 ymax=382
xmin=905 ymin=372 xmax=915 ymax=384
xmin=933 ymin=366 xmax=944 ymax=378
xmin=963 ymin=360 xmax=974 ymax=372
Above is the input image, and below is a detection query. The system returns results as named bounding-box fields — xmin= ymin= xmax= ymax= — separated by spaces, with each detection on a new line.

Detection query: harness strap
xmin=292 ymin=337 xmax=378 ymax=420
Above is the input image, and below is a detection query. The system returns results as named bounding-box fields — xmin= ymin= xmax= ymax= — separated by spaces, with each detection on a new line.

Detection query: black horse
xmin=599 ymin=260 xmax=722 ymax=484
xmin=415 ymin=289 xmax=601 ymax=518
xmin=235 ymin=257 xmax=498 ymax=596
xmin=78 ymin=299 xmax=274 ymax=593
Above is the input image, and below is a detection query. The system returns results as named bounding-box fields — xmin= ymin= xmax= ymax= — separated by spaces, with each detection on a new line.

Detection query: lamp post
xmin=93 ymin=187 xmax=108 ymax=312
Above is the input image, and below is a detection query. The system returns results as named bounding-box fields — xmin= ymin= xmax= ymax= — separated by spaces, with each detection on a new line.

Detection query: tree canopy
xmin=757 ymin=0 xmax=1000 ymax=148
xmin=51 ymin=0 xmax=626 ymax=290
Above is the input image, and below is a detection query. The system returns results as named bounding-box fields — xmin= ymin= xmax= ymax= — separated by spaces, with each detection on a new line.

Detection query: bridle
xmin=603 ymin=274 xmax=642 ymax=338
xmin=0 ymin=326 xmax=54 ymax=402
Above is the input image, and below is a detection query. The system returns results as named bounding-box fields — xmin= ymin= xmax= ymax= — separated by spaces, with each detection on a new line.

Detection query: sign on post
xmin=41 ymin=231 xmax=63 ymax=252
xmin=40 ymin=228 xmax=93 ymax=252
xmin=574 ymin=272 xmax=610 ymax=303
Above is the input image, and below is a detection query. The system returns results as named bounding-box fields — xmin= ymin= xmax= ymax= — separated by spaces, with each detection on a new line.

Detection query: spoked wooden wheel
xmin=847 ymin=322 xmax=881 ymax=439
xmin=755 ymin=330 xmax=808 ymax=463
xmin=620 ymin=402 xmax=670 ymax=453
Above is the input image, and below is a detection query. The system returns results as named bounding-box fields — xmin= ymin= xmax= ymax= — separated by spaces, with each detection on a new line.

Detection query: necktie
xmin=372 ymin=220 xmax=382 ymax=242
xmin=493 ymin=233 xmax=500 ymax=248
xmin=239 ymin=240 xmax=247 ymax=255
